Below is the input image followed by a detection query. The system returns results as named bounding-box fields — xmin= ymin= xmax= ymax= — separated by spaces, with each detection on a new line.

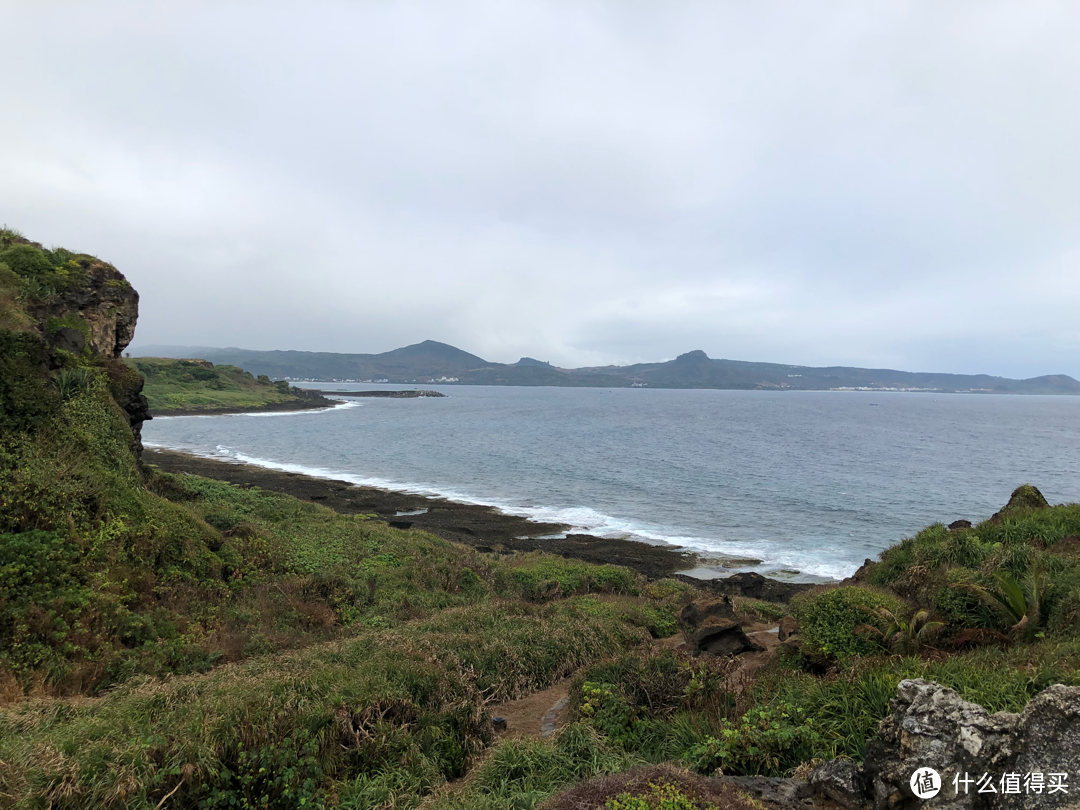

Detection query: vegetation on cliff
xmin=129 ymin=356 xmax=333 ymax=414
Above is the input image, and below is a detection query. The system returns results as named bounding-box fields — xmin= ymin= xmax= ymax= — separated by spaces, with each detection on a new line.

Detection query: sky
xmin=2 ymin=1 xmax=1078 ymax=378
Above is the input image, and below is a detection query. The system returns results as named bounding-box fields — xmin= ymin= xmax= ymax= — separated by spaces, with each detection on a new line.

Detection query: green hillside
xmin=129 ymin=356 xmax=333 ymax=413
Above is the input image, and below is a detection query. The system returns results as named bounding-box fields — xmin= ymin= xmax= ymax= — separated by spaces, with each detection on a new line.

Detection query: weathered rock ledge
xmin=809 ymin=679 xmax=1080 ymax=809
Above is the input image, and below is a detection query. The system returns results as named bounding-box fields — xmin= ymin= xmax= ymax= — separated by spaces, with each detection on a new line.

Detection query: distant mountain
xmin=515 ymin=357 xmax=553 ymax=368
xmin=127 ymin=342 xmax=1080 ymax=394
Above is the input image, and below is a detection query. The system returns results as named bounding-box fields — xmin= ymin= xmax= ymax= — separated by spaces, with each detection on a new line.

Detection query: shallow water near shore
xmin=142 ymin=385 xmax=1079 ymax=581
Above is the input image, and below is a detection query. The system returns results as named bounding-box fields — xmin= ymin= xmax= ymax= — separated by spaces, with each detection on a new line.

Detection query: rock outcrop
xmin=681 ymin=571 xmax=814 ymax=604
xmin=989 ymin=485 xmax=1050 ymax=524
xmin=4 ymin=235 xmax=149 ymax=456
xmin=680 ymin=597 xmax=763 ymax=657
xmin=810 ymin=679 xmax=1080 ymax=809
xmin=30 ymin=256 xmax=139 ymax=359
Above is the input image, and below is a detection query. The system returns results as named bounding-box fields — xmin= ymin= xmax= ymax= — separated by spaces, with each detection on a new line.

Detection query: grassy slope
xmin=128 ymin=356 xmax=330 ymax=412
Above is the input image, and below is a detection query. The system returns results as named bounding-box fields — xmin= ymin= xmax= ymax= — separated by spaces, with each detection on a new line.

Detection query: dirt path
xmin=487 ymin=632 xmax=757 ymax=741
xmin=489 ymin=678 xmax=574 ymax=739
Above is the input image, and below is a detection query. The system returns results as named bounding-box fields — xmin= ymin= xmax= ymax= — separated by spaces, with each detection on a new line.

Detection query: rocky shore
xmin=145 ymin=448 xmax=704 ymax=580
xmin=150 ymin=398 xmax=337 ymax=418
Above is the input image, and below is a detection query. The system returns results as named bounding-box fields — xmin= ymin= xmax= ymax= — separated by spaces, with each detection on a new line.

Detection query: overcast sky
xmin=2 ymin=1 xmax=1077 ymax=377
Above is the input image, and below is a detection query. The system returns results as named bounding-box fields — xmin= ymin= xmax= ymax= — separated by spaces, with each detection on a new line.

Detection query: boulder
xmin=812 ymin=678 xmax=1080 ymax=809
xmin=680 ymin=597 xmax=762 ymax=657
xmin=948 ymin=520 xmax=973 ymax=531
xmin=778 ymin=616 xmax=798 ymax=642
xmin=1007 ymin=683 xmax=1080 ymax=809
xmin=809 ymin=760 xmax=866 ymax=809
xmin=680 ymin=596 xmax=738 ymax=628
xmin=989 ymin=484 xmax=1049 ymax=524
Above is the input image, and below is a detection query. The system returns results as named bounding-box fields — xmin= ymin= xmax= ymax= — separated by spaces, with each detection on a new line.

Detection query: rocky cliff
xmin=0 ymin=231 xmax=150 ymax=454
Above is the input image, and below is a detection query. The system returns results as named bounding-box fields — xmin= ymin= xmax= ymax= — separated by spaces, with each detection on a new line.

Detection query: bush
xmin=790 ymin=587 xmax=905 ymax=661
xmin=0 ymin=245 xmax=53 ymax=278
xmin=0 ymin=529 xmax=94 ymax=675
xmin=685 ymin=702 xmax=824 ymax=777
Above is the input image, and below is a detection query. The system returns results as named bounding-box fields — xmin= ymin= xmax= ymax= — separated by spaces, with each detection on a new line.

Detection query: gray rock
xmin=809 ymin=760 xmax=866 ymax=808
xmin=847 ymin=678 xmax=1080 ymax=809
xmin=1006 ymin=684 xmax=1080 ymax=810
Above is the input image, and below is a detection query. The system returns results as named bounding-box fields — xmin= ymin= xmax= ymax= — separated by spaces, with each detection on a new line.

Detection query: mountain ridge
xmin=128 ymin=341 xmax=1080 ymax=394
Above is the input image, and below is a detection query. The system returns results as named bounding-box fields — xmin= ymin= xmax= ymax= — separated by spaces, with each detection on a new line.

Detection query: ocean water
xmin=141 ymin=385 xmax=1079 ymax=581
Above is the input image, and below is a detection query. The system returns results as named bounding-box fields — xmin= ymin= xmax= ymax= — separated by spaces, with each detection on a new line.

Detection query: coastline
xmin=144 ymin=447 xmax=702 ymax=580
xmin=150 ymin=399 xmax=341 ymax=418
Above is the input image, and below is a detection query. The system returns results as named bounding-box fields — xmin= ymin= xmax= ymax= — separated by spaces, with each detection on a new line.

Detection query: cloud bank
xmin=2 ymin=1 xmax=1077 ymax=376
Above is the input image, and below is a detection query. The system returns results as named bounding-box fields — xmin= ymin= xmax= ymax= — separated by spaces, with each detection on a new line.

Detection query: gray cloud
xmin=2 ymin=0 xmax=1077 ymax=376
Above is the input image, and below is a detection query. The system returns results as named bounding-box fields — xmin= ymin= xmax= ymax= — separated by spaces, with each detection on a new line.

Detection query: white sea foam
xmin=150 ymin=400 xmax=361 ymax=421
xmin=141 ymin=439 xmax=856 ymax=580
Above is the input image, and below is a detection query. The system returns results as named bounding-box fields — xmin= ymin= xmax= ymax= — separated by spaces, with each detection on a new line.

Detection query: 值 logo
xmin=910 ymin=767 xmax=942 ymax=799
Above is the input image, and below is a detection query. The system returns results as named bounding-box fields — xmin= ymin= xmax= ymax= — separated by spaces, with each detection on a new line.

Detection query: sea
xmin=141 ymin=385 xmax=1080 ymax=582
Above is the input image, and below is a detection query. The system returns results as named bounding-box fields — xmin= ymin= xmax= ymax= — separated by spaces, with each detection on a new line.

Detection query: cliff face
xmin=0 ymin=232 xmax=150 ymax=456
xmin=30 ymin=257 xmax=139 ymax=358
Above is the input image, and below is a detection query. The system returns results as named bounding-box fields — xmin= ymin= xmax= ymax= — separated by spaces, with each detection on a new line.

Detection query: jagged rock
xmin=682 ymin=571 xmax=814 ymax=604
xmin=815 ymin=679 xmax=1080 ymax=809
xmin=679 ymin=597 xmax=762 ymax=657
xmin=778 ymin=616 xmax=798 ymax=642
xmin=106 ymin=359 xmax=152 ymax=457
xmin=989 ymin=485 xmax=1050 ymax=524
xmin=1007 ymin=684 xmax=1080 ymax=810
xmin=809 ymin=760 xmax=866 ymax=808
xmin=948 ymin=520 xmax=973 ymax=531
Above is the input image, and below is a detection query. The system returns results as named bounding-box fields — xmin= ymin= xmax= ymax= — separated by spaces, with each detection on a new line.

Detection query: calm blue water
xmin=141 ymin=386 xmax=1079 ymax=581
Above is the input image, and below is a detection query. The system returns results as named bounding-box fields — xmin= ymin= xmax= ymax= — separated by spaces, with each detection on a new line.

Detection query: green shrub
xmin=790 ymin=587 xmax=905 ymax=661
xmin=1049 ymin=587 xmax=1080 ymax=635
xmin=751 ymin=639 xmax=1080 ymax=763
xmin=0 ymin=331 xmax=57 ymax=433
xmin=685 ymin=702 xmax=824 ymax=777
xmin=932 ymin=568 xmax=997 ymax=631
xmin=0 ymin=244 xmax=52 ymax=278
xmin=54 ymin=367 xmax=97 ymax=401
xmin=605 ymin=780 xmax=720 ymax=810
xmin=0 ymin=529 xmax=94 ymax=674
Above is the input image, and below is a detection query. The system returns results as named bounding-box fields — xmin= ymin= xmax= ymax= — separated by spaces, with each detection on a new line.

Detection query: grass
xmin=0 ymin=599 xmax=656 ymax=808
xmin=127 ymin=357 xmax=328 ymax=412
